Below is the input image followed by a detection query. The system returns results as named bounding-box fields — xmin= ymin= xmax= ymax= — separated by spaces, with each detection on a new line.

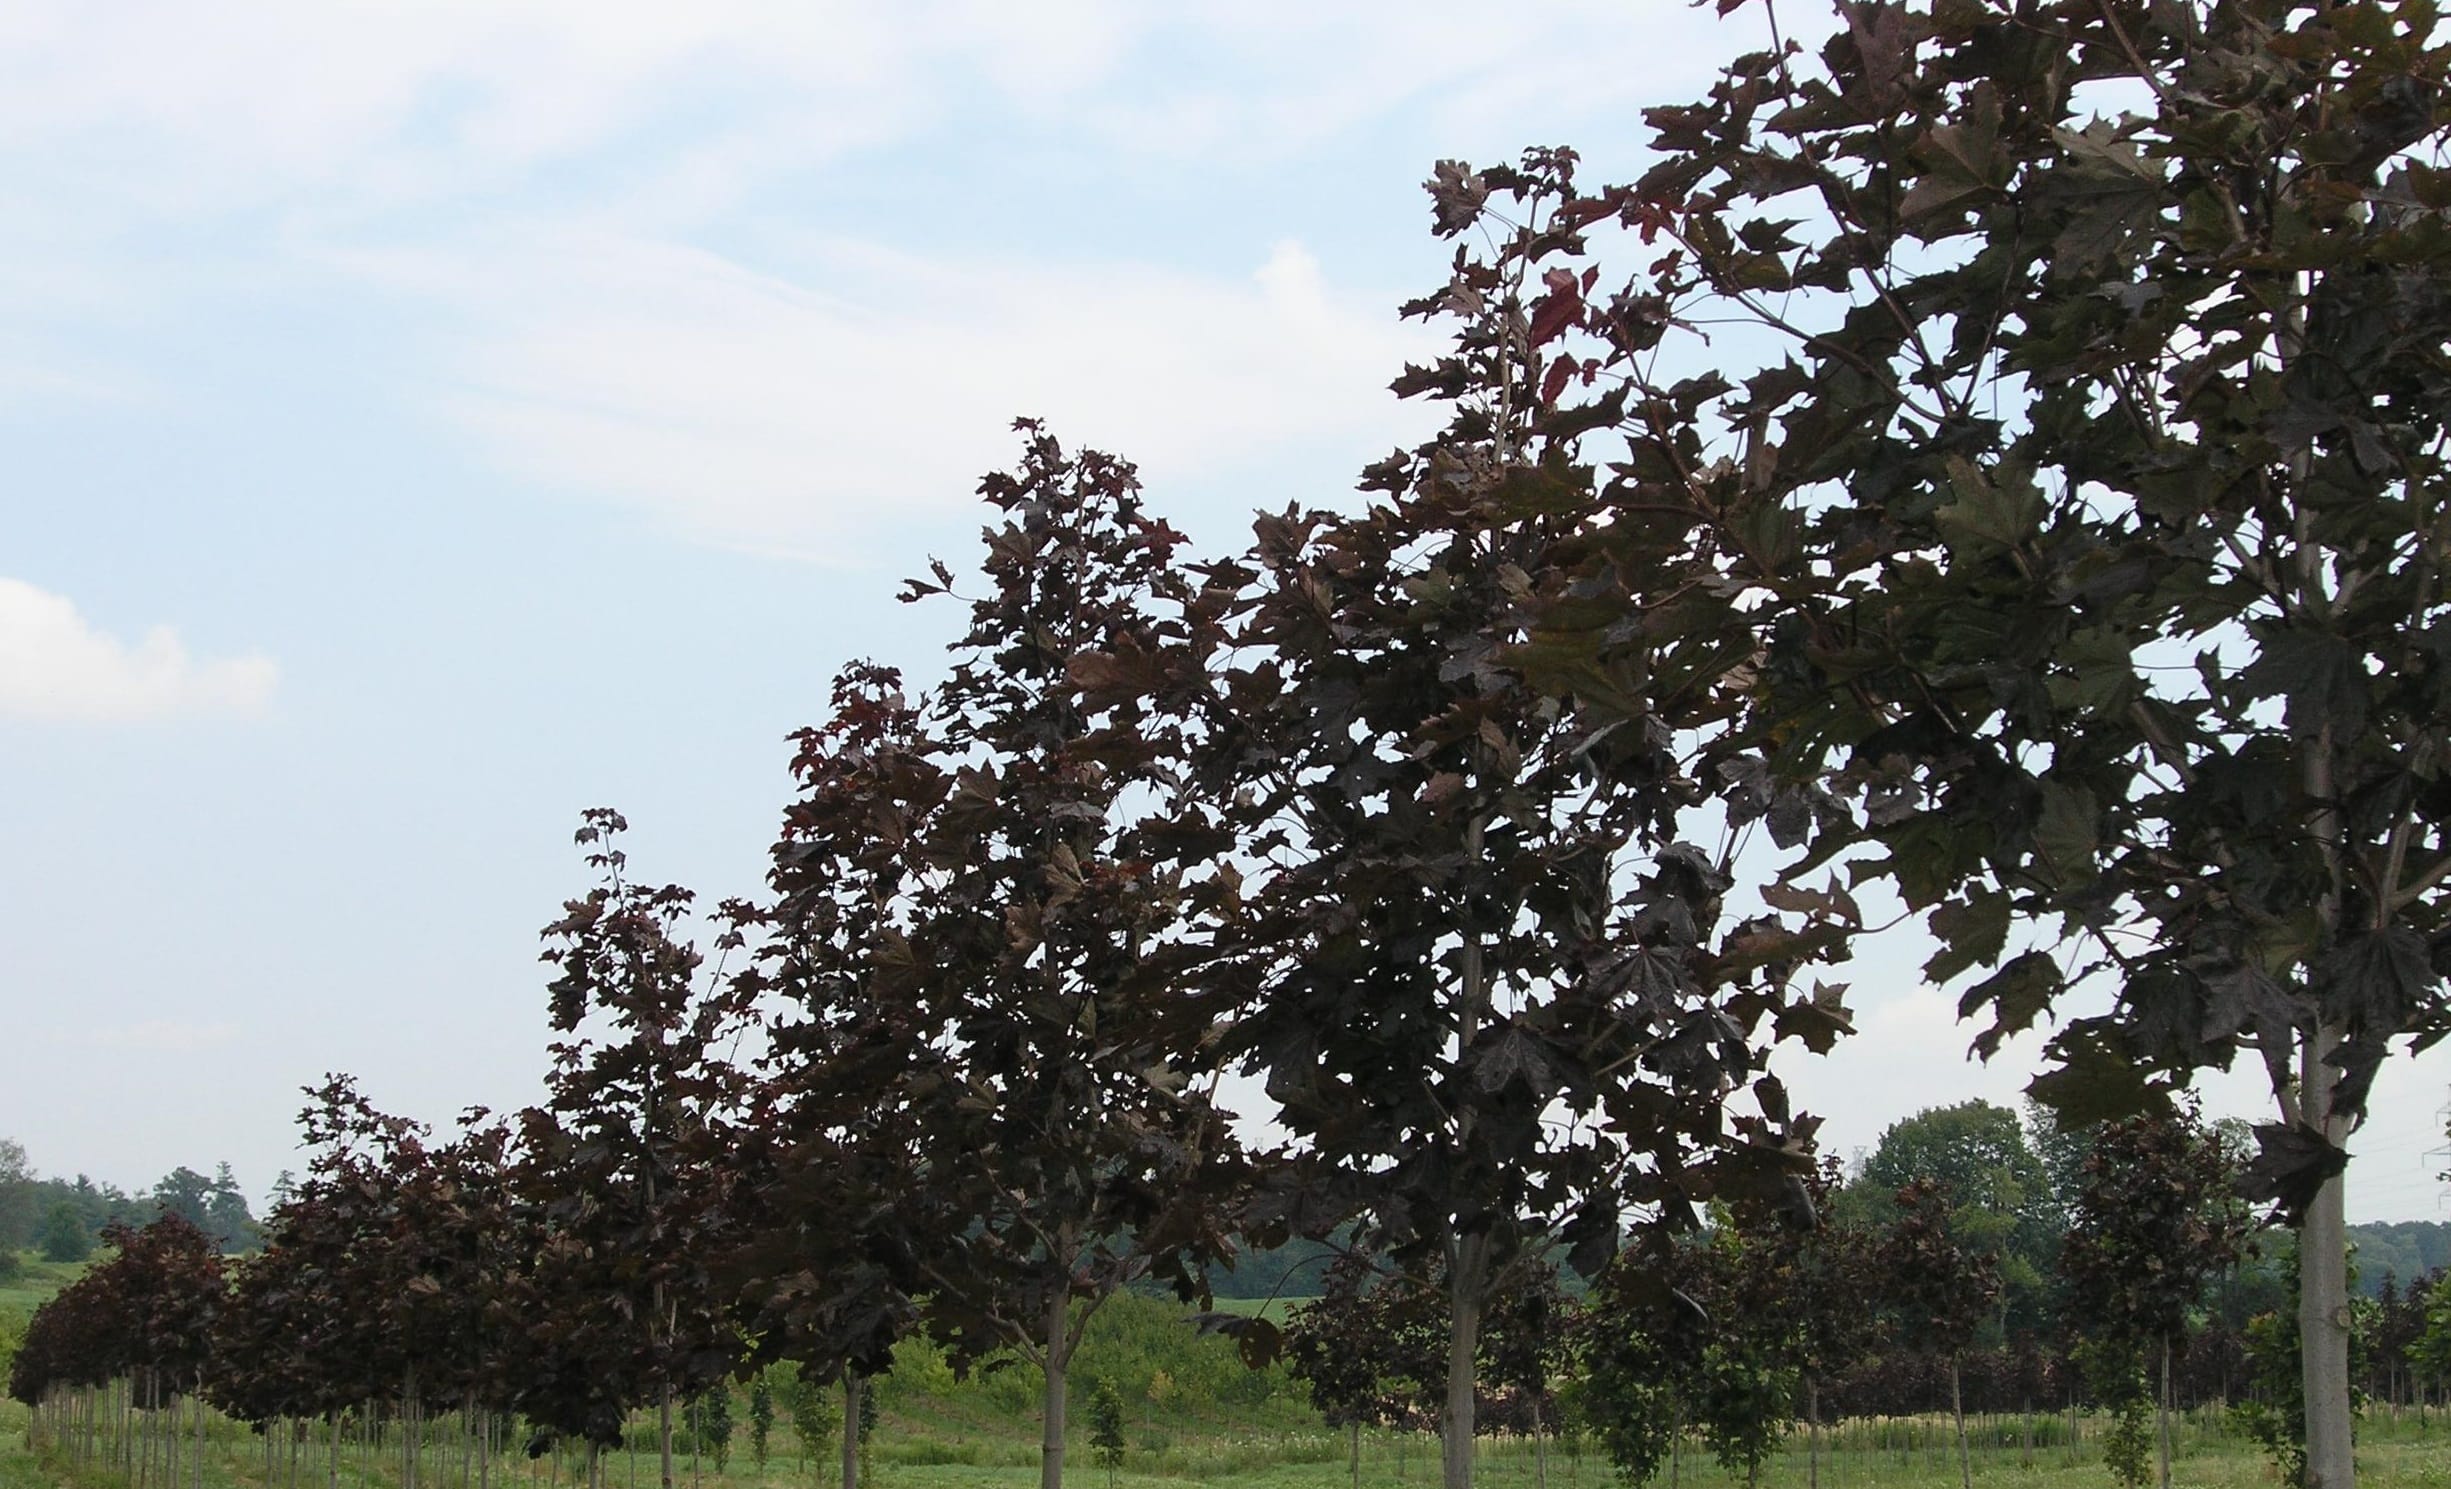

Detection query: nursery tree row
xmin=19 ymin=5 xmax=2451 ymax=1489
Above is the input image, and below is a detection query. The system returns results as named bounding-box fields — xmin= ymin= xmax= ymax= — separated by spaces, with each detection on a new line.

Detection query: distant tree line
xmin=1282 ymin=1099 xmax=2450 ymax=1489
xmin=0 ymin=1139 xmax=263 ymax=1266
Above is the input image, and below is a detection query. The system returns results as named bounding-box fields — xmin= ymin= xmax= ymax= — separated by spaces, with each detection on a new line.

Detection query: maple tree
xmin=1884 ymin=1180 xmax=2001 ymax=1489
xmin=743 ymin=428 xmax=1248 ymax=1489
xmin=2061 ymin=1108 xmax=2257 ymax=1489
xmin=1179 ymin=141 xmax=1860 ymax=1489
xmin=521 ymin=812 xmax=748 ymax=1489
xmin=1411 ymin=2 xmax=2451 ymax=1482
xmin=10 ymin=1214 xmax=224 ymax=1489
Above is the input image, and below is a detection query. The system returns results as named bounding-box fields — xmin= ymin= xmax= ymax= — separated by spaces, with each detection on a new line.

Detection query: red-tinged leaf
xmin=1528 ymin=284 xmax=1583 ymax=347
xmin=1540 ymin=355 xmax=1576 ymax=407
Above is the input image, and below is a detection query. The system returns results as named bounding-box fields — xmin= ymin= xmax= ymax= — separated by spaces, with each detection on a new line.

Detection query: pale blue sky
xmin=3 ymin=0 xmax=2446 ymax=1225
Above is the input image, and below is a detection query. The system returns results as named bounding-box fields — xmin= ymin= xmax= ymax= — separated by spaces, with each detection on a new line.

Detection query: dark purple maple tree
xmin=740 ymin=430 xmax=1249 ymax=1489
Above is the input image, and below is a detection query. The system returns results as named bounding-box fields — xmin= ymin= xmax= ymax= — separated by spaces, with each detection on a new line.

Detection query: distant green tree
xmin=748 ymin=1374 xmax=774 ymax=1471
xmin=151 ymin=1165 xmax=212 ymax=1231
xmin=779 ymin=1364 xmax=838 ymax=1478
xmin=0 ymin=1140 xmax=32 ymax=1251
xmin=1855 ymin=1102 xmax=2058 ymax=1336
xmin=203 ymin=1162 xmax=259 ymax=1253
xmin=38 ymin=1202 xmax=90 ymax=1264
xmin=1086 ymin=1377 xmax=1126 ymax=1488
xmin=689 ymin=1388 xmax=734 ymax=1471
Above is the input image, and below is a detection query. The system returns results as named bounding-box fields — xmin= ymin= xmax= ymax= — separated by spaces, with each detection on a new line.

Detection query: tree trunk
xmin=1042 ymin=1289 xmax=1072 ymax=1489
xmin=1444 ymin=1233 xmax=1490 ymax=1489
xmin=659 ymin=1385 xmax=675 ymax=1489
xmin=1950 ymin=1356 xmax=1970 ymax=1489
xmin=2301 ymin=1026 xmax=2356 ymax=1489
xmin=840 ymin=1377 xmax=860 ymax=1489
xmin=2157 ymin=1333 xmax=2174 ymax=1489
xmin=1807 ymin=1377 xmax=1821 ymax=1489
xmin=1351 ymin=1422 xmax=1361 ymax=1489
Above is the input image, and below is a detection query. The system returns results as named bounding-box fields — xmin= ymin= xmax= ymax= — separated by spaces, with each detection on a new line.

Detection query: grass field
xmin=0 ymin=1256 xmax=86 ymax=1321
xmin=1199 ymin=1297 xmax=1320 ymax=1322
xmin=13 ymin=1385 xmax=2451 ymax=1489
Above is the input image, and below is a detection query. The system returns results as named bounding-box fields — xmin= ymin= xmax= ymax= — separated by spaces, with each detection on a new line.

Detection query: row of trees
xmin=1285 ymin=1109 xmax=2271 ymax=1489
xmin=0 ymin=1140 xmax=264 ymax=1263
xmin=18 ymin=5 xmax=2451 ymax=1489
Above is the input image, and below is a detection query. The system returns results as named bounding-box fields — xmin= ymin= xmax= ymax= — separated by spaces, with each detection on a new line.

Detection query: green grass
xmin=1198 ymin=1297 xmax=1321 ymax=1322
xmin=15 ymin=1392 xmax=2451 ymax=1489
xmin=0 ymin=1256 xmax=86 ymax=1320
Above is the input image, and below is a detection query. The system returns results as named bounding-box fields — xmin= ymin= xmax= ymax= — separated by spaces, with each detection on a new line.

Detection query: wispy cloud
xmin=374 ymin=229 xmax=1435 ymax=553
xmin=0 ymin=2 xmax=1761 ymax=220
xmin=0 ymin=579 xmax=277 ymax=723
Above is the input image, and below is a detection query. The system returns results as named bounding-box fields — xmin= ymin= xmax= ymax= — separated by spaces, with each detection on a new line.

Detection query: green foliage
xmin=778 ymin=1364 xmax=837 ymax=1472
xmin=147 ymin=1164 xmax=260 ymax=1256
xmin=0 ymin=1142 xmax=31 ymax=1253
xmin=2346 ymin=1222 xmax=2451 ymax=1292
xmin=1574 ymin=1310 xmax=1685 ymax=1488
xmin=1086 ymin=1376 xmax=1126 ymax=1482
xmin=37 ymin=1205 xmax=89 ymax=1266
xmin=1852 ymin=1103 xmax=2057 ymax=1339
xmin=686 ymin=1387 xmax=734 ymax=1469
xmin=747 ymin=1373 xmax=774 ymax=1471
xmin=1692 ymin=1338 xmax=1797 ymax=1487
xmin=2235 ymin=1306 xmax=2310 ymax=1489
xmin=2073 ymin=1339 xmax=2153 ymax=1489
xmin=876 ymin=1292 xmax=1296 ymax=1426
xmin=2232 ymin=1241 xmax=2375 ymax=1488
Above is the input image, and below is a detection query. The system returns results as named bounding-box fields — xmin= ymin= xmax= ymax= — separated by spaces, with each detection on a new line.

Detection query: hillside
xmin=2350 ymin=1220 xmax=2451 ymax=1291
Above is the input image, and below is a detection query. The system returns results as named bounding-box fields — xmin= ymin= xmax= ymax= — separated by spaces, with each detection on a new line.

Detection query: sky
xmin=2 ymin=0 xmax=2447 ymax=1228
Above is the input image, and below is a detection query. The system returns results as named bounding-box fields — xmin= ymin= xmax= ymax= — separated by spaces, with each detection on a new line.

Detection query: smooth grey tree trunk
xmin=1042 ymin=1288 xmax=1072 ymax=1489
xmin=1443 ymin=1236 xmax=1489 ymax=1489
xmin=2302 ymin=1027 xmax=2355 ymax=1489
xmin=1950 ymin=1358 xmax=1970 ymax=1489
xmin=1445 ymin=854 xmax=1491 ymax=1489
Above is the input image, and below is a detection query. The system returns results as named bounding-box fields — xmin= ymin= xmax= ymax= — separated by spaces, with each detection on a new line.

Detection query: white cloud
xmin=0 ymin=579 xmax=277 ymax=723
xmin=0 ymin=1 xmax=1789 ymax=228
xmin=381 ymin=229 xmax=1437 ymax=553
